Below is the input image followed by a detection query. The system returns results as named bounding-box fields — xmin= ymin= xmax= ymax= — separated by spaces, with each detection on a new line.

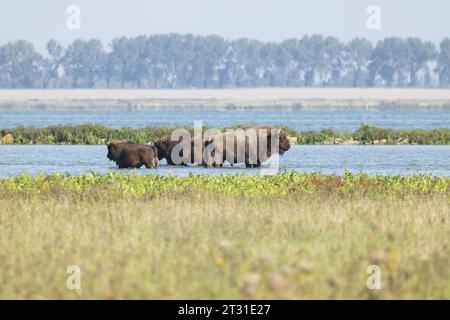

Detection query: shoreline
xmin=1 ymin=88 xmax=450 ymax=110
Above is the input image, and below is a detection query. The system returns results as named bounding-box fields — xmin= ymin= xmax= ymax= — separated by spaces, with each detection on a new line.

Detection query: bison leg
xmin=142 ymin=159 xmax=153 ymax=169
xmin=245 ymin=159 xmax=261 ymax=168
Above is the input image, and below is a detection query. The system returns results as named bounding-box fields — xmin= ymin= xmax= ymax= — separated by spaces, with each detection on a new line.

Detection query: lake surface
xmin=1 ymin=109 xmax=450 ymax=130
xmin=1 ymin=145 xmax=449 ymax=177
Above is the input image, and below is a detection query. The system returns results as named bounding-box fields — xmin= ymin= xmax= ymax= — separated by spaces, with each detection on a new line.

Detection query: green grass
xmin=1 ymin=171 xmax=450 ymax=198
xmin=1 ymin=124 xmax=450 ymax=145
xmin=0 ymin=172 xmax=449 ymax=299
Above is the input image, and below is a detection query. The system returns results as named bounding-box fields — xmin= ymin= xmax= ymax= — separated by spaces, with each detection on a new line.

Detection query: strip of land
xmin=1 ymin=124 xmax=449 ymax=145
xmin=1 ymin=88 xmax=450 ymax=109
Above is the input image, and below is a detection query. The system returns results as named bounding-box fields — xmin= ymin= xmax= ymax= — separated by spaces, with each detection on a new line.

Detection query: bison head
xmin=265 ymin=128 xmax=291 ymax=156
xmin=106 ymin=142 xmax=117 ymax=161
xmin=106 ymin=140 xmax=135 ymax=161
xmin=154 ymin=136 xmax=173 ymax=160
xmin=278 ymin=130 xmax=291 ymax=155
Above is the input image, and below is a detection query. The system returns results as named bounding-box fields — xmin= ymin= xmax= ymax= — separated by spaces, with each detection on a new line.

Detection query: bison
xmin=106 ymin=140 xmax=159 ymax=169
xmin=204 ymin=125 xmax=291 ymax=168
xmin=154 ymin=136 xmax=205 ymax=166
xmin=153 ymin=136 xmax=180 ymax=165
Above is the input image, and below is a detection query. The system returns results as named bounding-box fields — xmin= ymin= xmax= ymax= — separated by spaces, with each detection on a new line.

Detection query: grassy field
xmin=2 ymin=124 xmax=450 ymax=145
xmin=0 ymin=172 xmax=449 ymax=299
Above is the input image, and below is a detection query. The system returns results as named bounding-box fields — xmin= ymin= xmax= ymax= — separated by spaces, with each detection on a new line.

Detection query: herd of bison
xmin=106 ymin=125 xmax=291 ymax=169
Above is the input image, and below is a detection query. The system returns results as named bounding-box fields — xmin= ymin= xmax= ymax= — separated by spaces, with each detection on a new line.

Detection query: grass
xmin=1 ymin=124 xmax=450 ymax=145
xmin=0 ymin=172 xmax=449 ymax=299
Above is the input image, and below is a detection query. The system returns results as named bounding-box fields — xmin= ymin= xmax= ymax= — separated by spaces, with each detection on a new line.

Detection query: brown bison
xmin=204 ymin=125 xmax=291 ymax=168
xmin=107 ymin=140 xmax=159 ymax=169
xmin=154 ymin=136 xmax=205 ymax=166
xmin=153 ymin=136 xmax=179 ymax=165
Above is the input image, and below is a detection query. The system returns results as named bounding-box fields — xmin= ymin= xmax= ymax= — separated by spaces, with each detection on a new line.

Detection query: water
xmin=1 ymin=109 xmax=450 ymax=130
xmin=1 ymin=108 xmax=449 ymax=177
xmin=1 ymin=145 xmax=449 ymax=177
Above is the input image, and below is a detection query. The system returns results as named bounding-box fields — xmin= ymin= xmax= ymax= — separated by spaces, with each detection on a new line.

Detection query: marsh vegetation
xmin=0 ymin=173 xmax=449 ymax=299
xmin=1 ymin=124 xmax=450 ymax=145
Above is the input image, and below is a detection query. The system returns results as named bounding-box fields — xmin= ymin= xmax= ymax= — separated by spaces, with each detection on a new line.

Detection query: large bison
xmin=107 ymin=140 xmax=159 ymax=169
xmin=154 ymin=136 xmax=205 ymax=166
xmin=204 ymin=125 xmax=291 ymax=168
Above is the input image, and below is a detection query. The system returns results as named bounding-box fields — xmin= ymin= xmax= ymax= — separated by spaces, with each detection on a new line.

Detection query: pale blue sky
xmin=0 ymin=0 xmax=448 ymax=52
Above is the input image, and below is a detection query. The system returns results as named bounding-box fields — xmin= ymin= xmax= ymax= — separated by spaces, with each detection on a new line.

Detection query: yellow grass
xmin=0 ymin=194 xmax=449 ymax=299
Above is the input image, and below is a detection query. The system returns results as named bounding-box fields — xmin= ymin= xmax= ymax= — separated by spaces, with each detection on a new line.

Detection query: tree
xmin=43 ymin=39 xmax=64 ymax=88
xmin=219 ymin=38 xmax=264 ymax=87
xmin=345 ymin=38 xmax=373 ymax=87
xmin=321 ymin=36 xmax=345 ymax=86
xmin=300 ymin=34 xmax=327 ymax=86
xmin=406 ymin=38 xmax=436 ymax=87
xmin=0 ymin=40 xmax=45 ymax=88
xmin=108 ymin=37 xmax=133 ymax=88
xmin=63 ymin=39 xmax=106 ymax=88
xmin=0 ymin=34 xmax=448 ymax=88
xmin=144 ymin=35 xmax=166 ymax=88
xmin=190 ymin=35 xmax=226 ymax=88
xmin=436 ymin=38 xmax=450 ymax=87
xmin=370 ymin=37 xmax=410 ymax=87
xmin=280 ymin=39 xmax=300 ymax=87
xmin=108 ymin=36 xmax=150 ymax=88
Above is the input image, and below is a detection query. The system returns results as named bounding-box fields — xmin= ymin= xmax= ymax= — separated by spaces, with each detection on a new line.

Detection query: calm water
xmin=1 ymin=109 xmax=450 ymax=130
xmin=1 ymin=145 xmax=449 ymax=177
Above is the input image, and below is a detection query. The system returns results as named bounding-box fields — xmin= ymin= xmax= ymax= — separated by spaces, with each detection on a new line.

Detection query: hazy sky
xmin=0 ymin=0 xmax=448 ymax=52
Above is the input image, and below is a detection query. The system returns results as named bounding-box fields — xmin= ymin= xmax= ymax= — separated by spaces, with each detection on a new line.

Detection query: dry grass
xmin=2 ymin=88 xmax=450 ymax=100
xmin=0 ymin=193 xmax=449 ymax=299
xmin=1 ymin=88 xmax=450 ymax=109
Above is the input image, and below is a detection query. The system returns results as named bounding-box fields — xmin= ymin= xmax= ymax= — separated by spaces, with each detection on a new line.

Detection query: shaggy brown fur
xmin=107 ymin=140 xmax=159 ymax=169
xmin=154 ymin=136 xmax=205 ymax=165
xmin=204 ymin=125 xmax=291 ymax=168
xmin=154 ymin=136 xmax=179 ymax=165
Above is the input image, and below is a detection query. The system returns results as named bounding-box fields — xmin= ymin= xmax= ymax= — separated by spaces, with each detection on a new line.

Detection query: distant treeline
xmin=1 ymin=34 xmax=450 ymax=89
xmin=1 ymin=124 xmax=449 ymax=145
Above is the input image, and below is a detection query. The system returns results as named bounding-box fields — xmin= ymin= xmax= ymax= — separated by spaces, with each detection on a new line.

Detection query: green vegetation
xmin=1 ymin=124 xmax=450 ymax=145
xmin=0 ymin=125 xmax=175 ymax=145
xmin=1 ymin=171 xmax=449 ymax=198
xmin=0 ymin=172 xmax=449 ymax=299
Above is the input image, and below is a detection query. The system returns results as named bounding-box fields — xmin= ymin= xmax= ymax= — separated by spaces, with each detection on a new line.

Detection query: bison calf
xmin=107 ymin=140 xmax=159 ymax=169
